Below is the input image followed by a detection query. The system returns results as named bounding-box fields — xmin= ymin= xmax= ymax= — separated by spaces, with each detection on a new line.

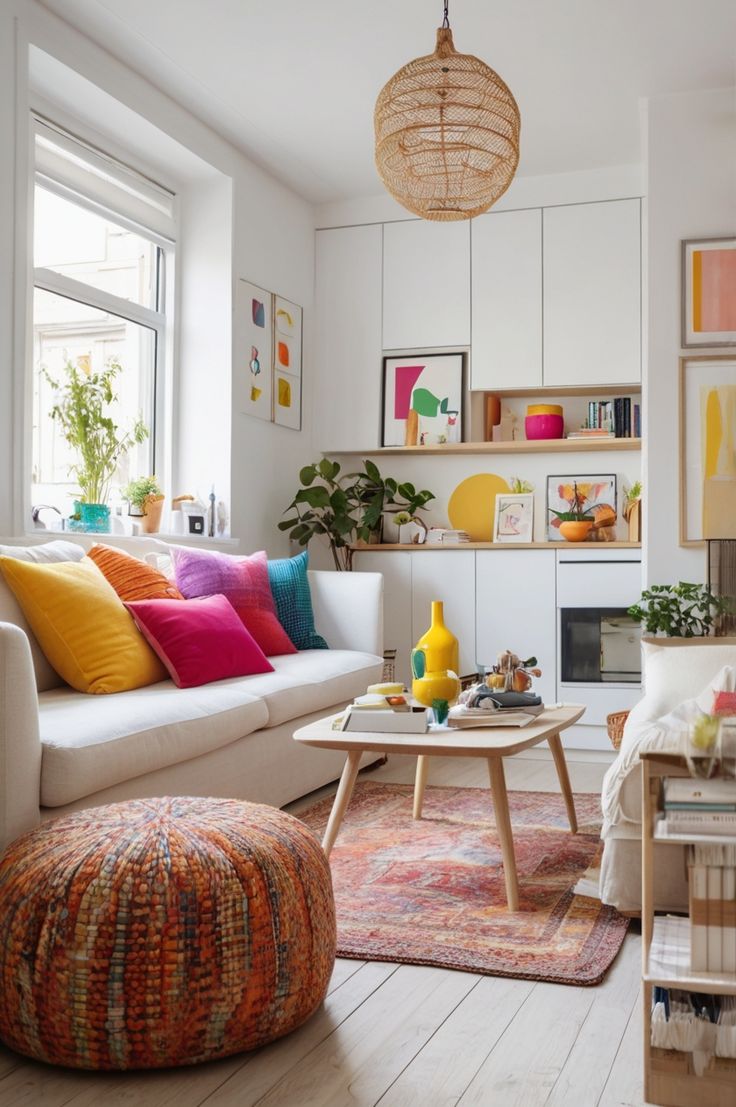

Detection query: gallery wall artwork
xmin=273 ymin=296 xmax=303 ymax=431
xmin=681 ymin=356 xmax=736 ymax=544
xmin=493 ymin=493 xmax=534 ymax=543
xmin=235 ymin=280 xmax=303 ymax=430
xmin=682 ymin=237 xmax=736 ymax=348
xmin=382 ymin=353 xmax=464 ymax=447
xmin=546 ymin=475 xmax=617 ymax=542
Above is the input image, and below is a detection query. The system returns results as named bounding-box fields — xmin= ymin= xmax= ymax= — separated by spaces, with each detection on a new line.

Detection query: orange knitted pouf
xmin=0 ymin=797 xmax=336 ymax=1069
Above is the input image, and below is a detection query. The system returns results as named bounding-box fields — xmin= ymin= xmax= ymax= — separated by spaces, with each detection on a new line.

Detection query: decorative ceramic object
xmin=525 ymin=404 xmax=564 ymax=440
xmin=73 ymin=502 xmax=110 ymax=534
xmin=140 ymin=494 xmax=165 ymax=534
xmin=448 ymin=473 xmax=510 ymax=541
xmin=559 ymin=520 xmax=593 ymax=542
xmin=411 ymin=600 xmax=461 ymax=707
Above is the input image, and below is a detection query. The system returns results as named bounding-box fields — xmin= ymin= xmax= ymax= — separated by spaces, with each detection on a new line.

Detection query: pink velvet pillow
xmin=125 ymin=594 xmax=274 ymax=688
xmin=171 ymin=547 xmax=297 ymax=656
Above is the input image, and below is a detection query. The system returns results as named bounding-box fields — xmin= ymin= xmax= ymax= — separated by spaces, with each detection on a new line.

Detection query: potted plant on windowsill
xmin=279 ymin=458 xmax=435 ymax=570
xmin=121 ymin=476 xmax=165 ymax=534
xmin=44 ymin=358 xmax=148 ymax=533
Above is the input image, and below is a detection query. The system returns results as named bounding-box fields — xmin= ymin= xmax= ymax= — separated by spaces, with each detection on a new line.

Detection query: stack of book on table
xmin=339 ymin=693 xmax=429 ymax=733
xmin=426 ymin=528 xmax=471 ymax=545
xmin=448 ymin=692 xmax=545 ymax=729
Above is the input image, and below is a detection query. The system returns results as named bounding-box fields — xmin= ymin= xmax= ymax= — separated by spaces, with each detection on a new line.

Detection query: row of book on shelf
xmin=661 ymin=778 xmax=736 ymax=974
xmin=567 ymin=397 xmax=640 ymax=439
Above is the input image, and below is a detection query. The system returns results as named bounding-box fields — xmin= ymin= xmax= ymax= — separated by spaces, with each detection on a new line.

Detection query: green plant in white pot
xmin=45 ymin=357 xmax=148 ymax=533
xmin=121 ymin=475 xmax=165 ymax=534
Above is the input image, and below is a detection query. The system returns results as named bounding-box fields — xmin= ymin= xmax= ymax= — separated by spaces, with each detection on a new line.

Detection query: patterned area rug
xmin=298 ymin=781 xmax=628 ymax=986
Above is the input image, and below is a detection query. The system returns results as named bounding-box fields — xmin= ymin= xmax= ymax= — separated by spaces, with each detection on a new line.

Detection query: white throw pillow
xmin=602 ymin=663 xmax=736 ymax=833
xmin=0 ymin=539 xmax=85 ymax=691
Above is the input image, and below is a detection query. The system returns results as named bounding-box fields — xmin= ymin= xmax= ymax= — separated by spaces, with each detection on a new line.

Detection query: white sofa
xmin=0 ymin=538 xmax=385 ymax=851
xmin=600 ymin=636 xmax=736 ymax=913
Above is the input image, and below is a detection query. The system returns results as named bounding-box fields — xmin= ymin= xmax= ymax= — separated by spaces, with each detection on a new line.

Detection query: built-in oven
xmin=560 ymin=608 xmax=641 ymax=684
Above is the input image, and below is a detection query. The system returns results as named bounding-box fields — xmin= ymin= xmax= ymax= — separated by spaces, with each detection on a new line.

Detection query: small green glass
xmin=432 ymin=698 xmax=450 ymax=726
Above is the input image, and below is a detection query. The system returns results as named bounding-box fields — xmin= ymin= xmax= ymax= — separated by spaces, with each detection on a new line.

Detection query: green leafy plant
xmin=627 ymin=582 xmax=728 ymax=638
xmin=510 ymin=476 xmax=534 ymax=494
xmin=279 ymin=458 xmax=435 ymax=570
xmin=121 ymin=475 xmax=163 ymax=511
xmin=625 ymin=480 xmax=642 ymax=504
xmin=44 ymin=358 xmax=148 ymax=506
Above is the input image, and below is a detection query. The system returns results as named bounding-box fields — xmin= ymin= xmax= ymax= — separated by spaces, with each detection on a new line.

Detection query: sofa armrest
xmin=0 ymin=623 xmax=42 ymax=850
xmin=308 ymin=570 xmax=384 ymax=656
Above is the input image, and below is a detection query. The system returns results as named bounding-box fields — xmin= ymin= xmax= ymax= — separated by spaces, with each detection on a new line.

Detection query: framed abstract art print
xmin=682 ymin=237 xmax=736 ymax=348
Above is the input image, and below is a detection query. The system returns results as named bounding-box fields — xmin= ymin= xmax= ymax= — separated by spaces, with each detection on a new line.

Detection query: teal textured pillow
xmin=267 ymin=551 xmax=328 ymax=650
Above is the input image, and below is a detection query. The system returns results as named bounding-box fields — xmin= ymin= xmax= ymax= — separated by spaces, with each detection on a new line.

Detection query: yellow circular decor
xmin=447 ymin=473 xmax=510 ymax=541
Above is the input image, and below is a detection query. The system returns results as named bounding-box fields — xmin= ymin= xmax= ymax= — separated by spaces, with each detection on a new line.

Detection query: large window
xmin=31 ymin=117 xmax=175 ymax=515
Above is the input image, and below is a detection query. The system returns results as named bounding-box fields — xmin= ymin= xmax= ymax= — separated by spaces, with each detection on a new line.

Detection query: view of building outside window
xmin=32 ymin=186 xmax=160 ymax=514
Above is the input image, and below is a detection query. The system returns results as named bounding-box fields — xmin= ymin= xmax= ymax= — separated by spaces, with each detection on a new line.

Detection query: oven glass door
xmin=560 ymin=609 xmax=641 ymax=683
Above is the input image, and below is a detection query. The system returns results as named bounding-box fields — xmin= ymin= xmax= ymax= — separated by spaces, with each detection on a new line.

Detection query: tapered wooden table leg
xmin=413 ymin=755 xmax=430 ymax=819
xmin=548 ymin=732 xmax=578 ymax=833
xmin=322 ymin=750 xmax=362 ymax=857
xmin=487 ymin=757 xmax=520 ymax=912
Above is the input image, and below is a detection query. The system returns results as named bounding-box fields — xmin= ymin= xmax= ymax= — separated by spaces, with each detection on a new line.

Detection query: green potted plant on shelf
xmin=121 ymin=475 xmax=165 ymax=535
xmin=627 ymin=582 xmax=728 ymax=637
xmin=279 ymin=458 xmax=435 ymax=570
xmin=44 ymin=357 xmax=148 ymax=533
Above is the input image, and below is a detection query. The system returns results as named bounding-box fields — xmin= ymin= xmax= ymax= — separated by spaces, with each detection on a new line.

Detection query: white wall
xmin=0 ymin=0 xmax=316 ymax=554
xmin=643 ymin=86 xmax=736 ymax=585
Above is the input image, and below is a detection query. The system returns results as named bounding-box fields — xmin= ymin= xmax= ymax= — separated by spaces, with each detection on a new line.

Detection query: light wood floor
xmin=0 ymin=749 xmax=649 ymax=1107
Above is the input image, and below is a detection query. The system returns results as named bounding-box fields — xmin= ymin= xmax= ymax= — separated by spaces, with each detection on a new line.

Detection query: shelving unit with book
xmin=641 ymin=752 xmax=736 ymax=1107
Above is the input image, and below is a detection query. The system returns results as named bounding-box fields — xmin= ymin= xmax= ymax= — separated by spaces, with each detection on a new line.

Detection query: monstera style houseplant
xmin=280 ymin=458 xmax=435 ymax=570
xmin=45 ymin=358 xmax=148 ymax=533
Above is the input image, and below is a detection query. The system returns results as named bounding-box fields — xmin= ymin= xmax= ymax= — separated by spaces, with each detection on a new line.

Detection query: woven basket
xmin=606 ymin=710 xmax=630 ymax=750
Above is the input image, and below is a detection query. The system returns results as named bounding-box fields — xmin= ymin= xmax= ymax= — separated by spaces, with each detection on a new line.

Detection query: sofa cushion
xmin=240 ymin=649 xmax=384 ymax=727
xmin=268 ymin=551 xmax=328 ymax=650
xmin=125 ymin=594 xmax=274 ymax=687
xmin=172 ymin=547 xmax=297 ymax=657
xmin=88 ymin=543 xmax=184 ymax=601
xmin=0 ymin=540 xmax=85 ymax=691
xmin=39 ymin=681 xmax=270 ymax=807
xmin=0 ymin=557 xmax=167 ymax=694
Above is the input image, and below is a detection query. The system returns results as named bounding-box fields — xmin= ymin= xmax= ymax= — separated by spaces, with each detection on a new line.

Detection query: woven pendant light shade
xmin=375 ymin=26 xmax=520 ymax=221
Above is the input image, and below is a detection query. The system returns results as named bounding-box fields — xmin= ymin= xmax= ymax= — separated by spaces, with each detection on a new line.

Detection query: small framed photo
xmin=493 ymin=493 xmax=534 ymax=543
xmin=382 ymin=353 xmax=464 ymax=447
xmin=682 ymin=237 xmax=736 ymax=348
xmin=546 ymin=474 xmax=617 ymax=541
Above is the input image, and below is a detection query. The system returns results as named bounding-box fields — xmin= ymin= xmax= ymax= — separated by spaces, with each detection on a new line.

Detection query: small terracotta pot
xmin=140 ymin=494 xmax=165 ymax=534
xmin=559 ymin=520 xmax=593 ymax=543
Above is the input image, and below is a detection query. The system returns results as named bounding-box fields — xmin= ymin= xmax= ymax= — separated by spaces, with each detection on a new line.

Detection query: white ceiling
xmin=39 ymin=0 xmax=736 ymax=204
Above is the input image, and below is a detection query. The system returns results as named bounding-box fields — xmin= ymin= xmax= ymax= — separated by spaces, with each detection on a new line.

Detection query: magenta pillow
xmin=172 ymin=547 xmax=297 ymax=657
xmin=125 ymin=594 xmax=274 ymax=688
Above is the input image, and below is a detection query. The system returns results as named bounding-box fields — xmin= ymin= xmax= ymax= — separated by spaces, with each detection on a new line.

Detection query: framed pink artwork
xmin=682 ymin=237 xmax=736 ymax=348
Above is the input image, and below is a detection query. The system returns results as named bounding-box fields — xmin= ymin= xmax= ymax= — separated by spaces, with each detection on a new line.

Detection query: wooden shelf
xmin=644 ymin=916 xmax=736 ymax=995
xmin=328 ymin=438 xmax=642 ymax=457
xmin=353 ymin=541 xmax=642 ymax=552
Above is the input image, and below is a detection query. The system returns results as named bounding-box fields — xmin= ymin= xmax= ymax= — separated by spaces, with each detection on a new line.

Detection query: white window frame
xmin=30 ymin=115 xmax=176 ymax=495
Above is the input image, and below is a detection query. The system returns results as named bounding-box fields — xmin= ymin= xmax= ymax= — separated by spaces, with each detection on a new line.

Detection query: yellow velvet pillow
xmin=0 ymin=556 xmax=167 ymax=693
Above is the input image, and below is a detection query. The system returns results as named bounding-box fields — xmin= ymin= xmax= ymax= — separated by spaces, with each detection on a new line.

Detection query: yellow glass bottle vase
xmin=411 ymin=600 xmax=461 ymax=708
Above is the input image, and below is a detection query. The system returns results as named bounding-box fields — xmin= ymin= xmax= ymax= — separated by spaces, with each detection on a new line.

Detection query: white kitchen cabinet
xmin=354 ymin=550 xmax=413 ymax=686
xmin=471 ymin=209 xmax=543 ymax=390
xmin=543 ymin=198 xmax=641 ymax=386
xmin=475 ymin=550 xmax=557 ymax=708
xmin=410 ymin=551 xmax=476 ymax=678
xmin=314 ymin=225 xmax=383 ymax=451
xmin=383 ymin=220 xmax=470 ymax=350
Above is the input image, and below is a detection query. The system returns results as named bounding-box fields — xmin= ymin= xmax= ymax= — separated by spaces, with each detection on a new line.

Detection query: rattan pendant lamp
xmin=374 ymin=1 xmax=520 ymax=221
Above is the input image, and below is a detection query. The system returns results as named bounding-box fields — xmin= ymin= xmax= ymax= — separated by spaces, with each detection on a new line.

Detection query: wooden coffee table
xmin=293 ymin=704 xmax=585 ymax=911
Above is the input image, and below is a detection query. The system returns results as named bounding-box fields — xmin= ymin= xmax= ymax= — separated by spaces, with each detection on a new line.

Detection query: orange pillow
xmin=88 ymin=544 xmax=183 ymax=602
xmin=0 ymin=556 xmax=167 ymax=693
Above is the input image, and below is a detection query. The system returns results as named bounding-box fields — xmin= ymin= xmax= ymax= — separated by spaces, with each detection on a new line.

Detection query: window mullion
xmin=34 ymin=267 xmax=165 ymax=332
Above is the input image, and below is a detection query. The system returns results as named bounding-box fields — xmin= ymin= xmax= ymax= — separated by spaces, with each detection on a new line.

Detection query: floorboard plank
xmin=596 ymin=986 xmax=645 ymax=1107
xmin=199 ymin=961 xmax=399 ymax=1107
xmin=455 ymin=979 xmax=595 ymax=1107
xmin=247 ymin=964 xmax=479 ymax=1107
xmin=377 ymin=974 xmax=535 ymax=1107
